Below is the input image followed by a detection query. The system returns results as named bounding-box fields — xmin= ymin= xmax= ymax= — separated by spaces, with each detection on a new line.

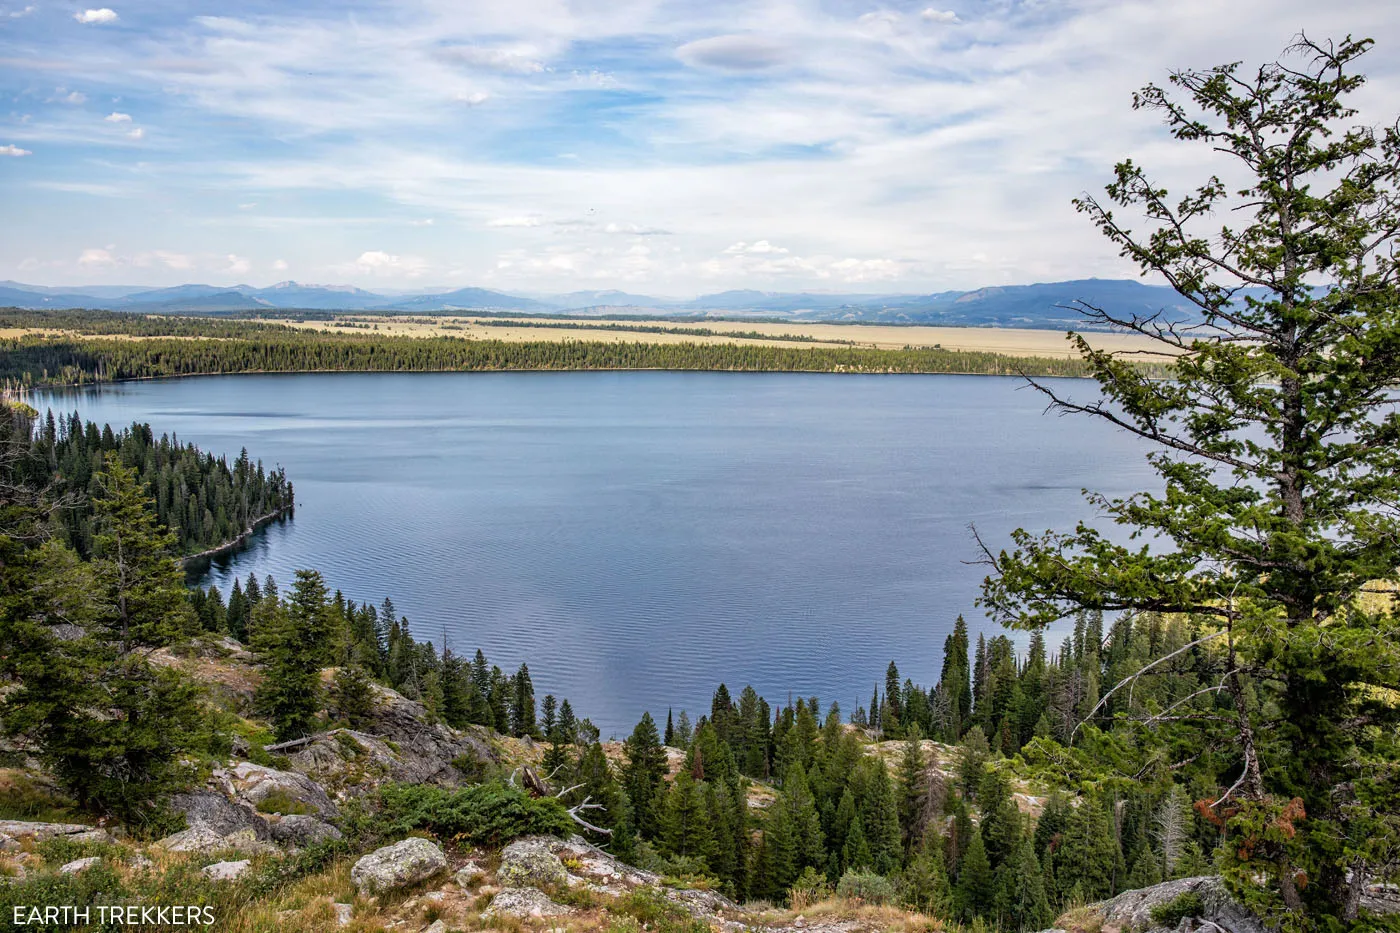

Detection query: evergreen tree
xmin=861 ymin=759 xmax=903 ymax=875
xmin=978 ymin=36 xmax=1400 ymax=925
xmin=896 ymin=725 xmax=926 ymax=852
xmin=954 ymin=826 xmax=995 ymax=922
xmin=783 ymin=762 xmax=827 ymax=875
xmin=439 ymin=649 xmax=474 ymax=728
xmin=253 ymin=569 xmax=331 ymax=740
xmin=565 ymin=741 xmax=634 ymax=860
xmin=957 ymin=725 xmax=989 ymax=800
xmin=1126 ymin=844 xmax=1163 ymax=890
xmin=331 ymin=663 xmax=375 ymax=728
xmin=1050 ymin=796 xmax=1120 ymax=904
xmin=674 ymin=709 xmax=694 ymax=749
xmin=841 ymin=812 xmax=872 ymax=873
xmin=1 ymin=455 xmax=202 ymax=822
xmin=902 ymin=827 xmax=952 ymax=915
xmin=225 ymin=578 xmax=248 ymax=641
xmin=995 ymin=836 xmax=1052 ymax=932
xmin=661 ymin=769 xmax=714 ymax=862
xmin=757 ymin=796 xmax=798 ymax=901
xmin=883 ymin=661 xmax=903 ymax=737
xmin=510 ymin=663 xmax=537 ymax=737
xmin=977 ymin=766 xmax=1022 ymax=870
xmin=622 ymin=712 xmax=668 ymax=839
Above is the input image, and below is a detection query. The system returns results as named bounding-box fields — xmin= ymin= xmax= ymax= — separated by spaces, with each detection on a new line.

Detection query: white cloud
xmin=78 ymin=247 xmax=115 ymax=265
xmin=352 ymin=250 xmax=428 ymax=277
xmin=64 ymin=91 xmax=87 ymax=104
xmin=104 ymin=112 xmax=131 ymax=123
xmin=920 ymin=9 xmax=961 ymax=24
xmin=1 ymin=144 xmax=32 ymax=156
xmin=829 ymin=257 xmax=902 ymax=282
xmin=676 ymin=35 xmax=789 ymax=70
xmin=135 ymin=250 xmax=192 ymax=270
xmin=272 ymin=259 xmax=289 ymax=270
xmin=487 ymin=215 xmax=542 ymax=228
xmin=857 ymin=11 xmax=903 ymax=31
xmin=604 ymin=222 xmax=672 ymax=236
xmin=73 ymin=8 xmax=118 ymax=24
xmin=193 ymin=16 xmax=256 ymax=35
xmin=725 ymin=240 xmax=789 ymax=255
xmin=408 ymin=218 xmax=435 ymax=226
xmin=126 ymin=127 xmax=144 ymax=139
xmin=31 ymin=181 xmax=128 ymax=196
xmin=438 ymin=45 xmax=545 ymax=74
xmin=454 ymin=91 xmax=490 ymax=106
xmin=225 ymin=254 xmax=251 ymax=274
xmin=13 ymin=0 xmax=1400 ymax=292
xmin=7 ymin=6 xmax=36 ymax=18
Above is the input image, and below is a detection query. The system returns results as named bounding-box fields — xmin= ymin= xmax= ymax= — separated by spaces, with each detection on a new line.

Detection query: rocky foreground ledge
xmin=1038 ymin=874 xmax=1400 ymax=933
xmin=5 ymin=663 xmax=1396 ymax=932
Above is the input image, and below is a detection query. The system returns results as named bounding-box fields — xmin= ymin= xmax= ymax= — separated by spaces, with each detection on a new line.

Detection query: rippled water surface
xmin=38 ymin=371 xmax=1155 ymax=736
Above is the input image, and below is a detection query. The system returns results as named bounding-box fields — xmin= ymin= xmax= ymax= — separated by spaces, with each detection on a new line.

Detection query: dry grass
xmin=2 ymin=314 xmax=1175 ymax=361
xmin=752 ymin=895 xmax=950 ymax=932
xmin=264 ymin=314 xmax=1175 ymax=360
xmin=1054 ymin=903 xmax=1105 ymax=933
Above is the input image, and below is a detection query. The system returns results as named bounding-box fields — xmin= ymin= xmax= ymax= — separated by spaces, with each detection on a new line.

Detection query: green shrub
xmin=790 ymin=865 xmax=832 ymax=906
xmin=836 ymin=869 xmax=896 ymax=905
xmin=374 ymin=781 xmax=574 ymax=847
xmin=613 ymin=888 xmax=712 ymax=933
xmin=1148 ymin=891 xmax=1205 ymax=926
xmin=36 ymin=836 xmax=120 ymax=866
xmin=0 ymin=864 xmax=130 ymax=932
xmin=254 ymin=789 xmax=316 ymax=816
xmin=0 ymin=771 xmax=84 ymax=823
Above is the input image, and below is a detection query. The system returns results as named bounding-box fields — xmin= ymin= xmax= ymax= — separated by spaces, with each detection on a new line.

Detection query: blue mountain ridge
xmin=0 ymin=277 xmax=1220 ymax=329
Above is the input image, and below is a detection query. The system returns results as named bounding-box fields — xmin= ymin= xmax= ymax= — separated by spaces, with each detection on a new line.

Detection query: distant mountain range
xmin=0 ymin=277 xmax=1207 ymax=329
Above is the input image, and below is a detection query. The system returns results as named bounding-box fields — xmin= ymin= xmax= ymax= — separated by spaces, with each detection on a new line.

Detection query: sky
xmin=1 ymin=0 xmax=1397 ymax=296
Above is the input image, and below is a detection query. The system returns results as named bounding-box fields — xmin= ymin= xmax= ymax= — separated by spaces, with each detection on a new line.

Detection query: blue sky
xmin=2 ymin=0 xmax=1397 ymax=294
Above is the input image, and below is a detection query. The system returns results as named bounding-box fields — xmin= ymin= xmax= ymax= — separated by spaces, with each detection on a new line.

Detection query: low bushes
xmin=372 ymin=781 xmax=575 ymax=847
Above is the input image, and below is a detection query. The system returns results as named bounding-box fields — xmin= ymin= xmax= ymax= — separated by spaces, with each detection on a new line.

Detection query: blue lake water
xmin=36 ymin=371 xmax=1156 ymax=737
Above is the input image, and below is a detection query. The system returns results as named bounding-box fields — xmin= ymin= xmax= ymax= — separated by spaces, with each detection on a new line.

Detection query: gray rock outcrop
xmin=484 ymin=887 xmax=574 ymax=919
xmin=1095 ymin=876 xmax=1269 ymax=933
xmin=201 ymin=859 xmax=252 ymax=881
xmin=268 ymin=814 xmax=343 ymax=847
xmin=156 ymin=825 xmax=274 ymax=855
xmin=349 ymin=837 xmax=447 ymax=895
xmin=168 ymin=789 xmax=273 ymax=841
xmin=0 ymin=820 xmax=111 ymax=843
xmin=498 ymin=836 xmax=569 ymax=888
xmin=57 ymin=857 xmax=101 ymax=875
xmin=454 ymin=861 xmax=485 ymax=887
xmin=1033 ymin=876 xmax=1268 ymax=933
xmin=285 ymin=685 xmax=496 ymax=791
xmin=164 ymin=766 xmax=339 ymax=853
xmin=225 ymin=762 xmax=337 ymax=818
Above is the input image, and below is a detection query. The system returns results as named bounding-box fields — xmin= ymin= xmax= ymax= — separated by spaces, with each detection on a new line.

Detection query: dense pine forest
xmin=0 ymin=308 xmax=1114 ymax=385
xmin=183 ymin=564 xmax=1238 ymax=930
xmin=19 ymin=407 xmax=292 ymax=558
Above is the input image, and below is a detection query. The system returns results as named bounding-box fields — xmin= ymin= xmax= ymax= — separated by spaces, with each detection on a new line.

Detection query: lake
xmin=36 ymin=371 xmax=1156 ymax=737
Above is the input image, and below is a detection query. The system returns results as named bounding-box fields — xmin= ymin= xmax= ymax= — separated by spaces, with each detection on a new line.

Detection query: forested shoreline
xmin=0 ymin=307 xmax=1141 ymax=386
xmin=19 ymin=405 xmax=292 ymax=558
